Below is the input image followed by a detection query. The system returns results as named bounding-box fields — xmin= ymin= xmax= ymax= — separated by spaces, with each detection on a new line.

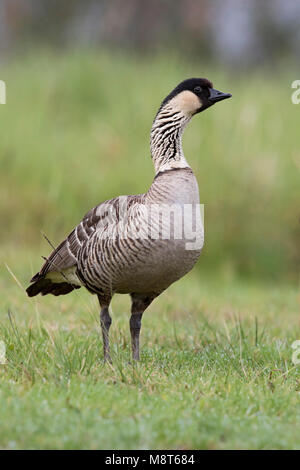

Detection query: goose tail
xmin=26 ymin=276 xmax=80 ymax=297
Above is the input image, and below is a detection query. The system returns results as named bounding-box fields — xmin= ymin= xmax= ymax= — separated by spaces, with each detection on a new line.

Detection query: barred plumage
xmin=26 ymin=78 xmax=231 ymax=360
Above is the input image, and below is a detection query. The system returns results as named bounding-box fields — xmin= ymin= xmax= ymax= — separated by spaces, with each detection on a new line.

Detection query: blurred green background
xmin=0 ymin=0 xmax=299 ymax=285
xmin=0 ymin=0 xmax=300 ymax=451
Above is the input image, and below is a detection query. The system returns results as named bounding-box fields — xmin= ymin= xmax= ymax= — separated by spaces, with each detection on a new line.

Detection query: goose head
xmin=160 ymin=78 xmax=232 ymax=117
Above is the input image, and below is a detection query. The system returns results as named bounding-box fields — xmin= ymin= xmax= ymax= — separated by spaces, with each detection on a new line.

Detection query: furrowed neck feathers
xmin=150 ymin=103 xmax=191 ymax=174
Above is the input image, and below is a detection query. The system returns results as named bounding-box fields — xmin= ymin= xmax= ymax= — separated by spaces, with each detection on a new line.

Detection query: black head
xmin=161 ymin=78 xmax=232 ymax=115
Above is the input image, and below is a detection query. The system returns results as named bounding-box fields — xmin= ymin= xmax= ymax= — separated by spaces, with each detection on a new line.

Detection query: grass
xmin=0 ymin=252 xmax=299 ymax=449
xmin=0 ymin=49 xmax=299 ymax=449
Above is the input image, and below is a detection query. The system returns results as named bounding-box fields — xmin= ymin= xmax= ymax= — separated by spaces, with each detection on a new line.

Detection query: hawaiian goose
xmin=26 ymin=78 xmax=231 ymax=361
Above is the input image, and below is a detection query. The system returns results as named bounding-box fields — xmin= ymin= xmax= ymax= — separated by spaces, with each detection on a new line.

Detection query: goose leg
xmin=130 ymin=293 xmax=158 ymax=361
xmin=100 ymin=307 xmax=112 ymax=361
xmin=130 ymin=312 xmax=143 ymax=361
xmin=98 ymin=295 xmax=112 ymax=362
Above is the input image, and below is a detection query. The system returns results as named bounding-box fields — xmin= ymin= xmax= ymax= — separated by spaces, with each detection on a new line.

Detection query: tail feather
xmin=26 ymin=278 xmax=80 ymax=297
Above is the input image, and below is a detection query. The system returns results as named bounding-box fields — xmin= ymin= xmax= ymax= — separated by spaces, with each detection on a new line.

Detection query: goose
xmin=26 ymin=78 xmax=231 ymax=361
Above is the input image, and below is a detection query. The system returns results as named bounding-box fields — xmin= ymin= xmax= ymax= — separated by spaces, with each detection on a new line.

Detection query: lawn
xmin=0 ymin=252 xmax=299 ymax=449
xmin=0 ymin=50 xmax=299 ymax=449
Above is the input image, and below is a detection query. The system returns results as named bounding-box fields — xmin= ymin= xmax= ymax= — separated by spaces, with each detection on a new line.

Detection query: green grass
xmin=0 ymin=252 xmax=299 ymax=449
xmin=0 ymin=49 xmax=299 ymax=449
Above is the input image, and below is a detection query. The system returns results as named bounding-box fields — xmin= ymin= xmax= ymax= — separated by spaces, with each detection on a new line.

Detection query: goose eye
xmin=194 ymin=86 xmax=202 ymax=93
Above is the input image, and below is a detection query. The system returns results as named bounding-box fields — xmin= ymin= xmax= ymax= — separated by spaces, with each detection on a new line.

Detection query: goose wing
xmin=26 ymin=199 xmax=116 ymax=296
